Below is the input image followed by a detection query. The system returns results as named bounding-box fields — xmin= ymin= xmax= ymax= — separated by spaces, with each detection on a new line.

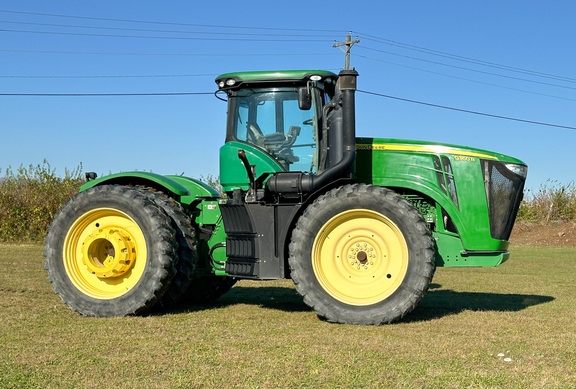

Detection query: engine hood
xmin=356 ymin=137 xmax=525 ymax=165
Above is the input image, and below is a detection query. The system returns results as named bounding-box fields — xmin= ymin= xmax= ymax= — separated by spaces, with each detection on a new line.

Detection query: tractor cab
xmin=227 ymin=85 xmax=319 ymax=172
xmin=215 ymin=70 xmax=349 ymax=197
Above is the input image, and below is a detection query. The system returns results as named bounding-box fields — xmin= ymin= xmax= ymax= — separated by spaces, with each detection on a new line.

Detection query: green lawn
xmin=0 ymin=245 xmax=574 ymax=388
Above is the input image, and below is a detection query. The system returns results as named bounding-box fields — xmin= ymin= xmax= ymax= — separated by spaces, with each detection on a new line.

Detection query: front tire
xmin=289 ymin=184 xmax=435 ymax=325
xmin=44 ymin=185 xmax=178 ymax=317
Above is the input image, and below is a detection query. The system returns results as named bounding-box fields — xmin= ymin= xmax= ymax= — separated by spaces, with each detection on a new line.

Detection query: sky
xmin=1 ymin=1 xmax=575 ymax=192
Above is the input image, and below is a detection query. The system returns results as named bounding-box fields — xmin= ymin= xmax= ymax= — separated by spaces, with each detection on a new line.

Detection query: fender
xmin=81 ymin=172 xmax=220 ymax=203
xmin=165 ymin=175 xmax=220 ymax=204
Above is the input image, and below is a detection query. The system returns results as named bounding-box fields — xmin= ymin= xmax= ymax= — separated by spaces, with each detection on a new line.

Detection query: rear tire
xmin=44 ymin=185 xmax=178 ymax=317
xmin=289 ymin=184 xmax=435 ymax=325
xmin=137 ymin=188 xmax=197 ymax=309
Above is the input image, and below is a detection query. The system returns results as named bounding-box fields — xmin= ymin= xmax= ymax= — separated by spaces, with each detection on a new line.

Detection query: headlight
xmin=503 ymin=163 xmax=527 ymax=178
xmin=217 ymin=79 xmax=237 ymax=89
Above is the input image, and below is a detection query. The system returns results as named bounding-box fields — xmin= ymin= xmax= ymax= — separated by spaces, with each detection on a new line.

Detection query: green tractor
xmin=44 ymin=61 xmax=526 ymax=325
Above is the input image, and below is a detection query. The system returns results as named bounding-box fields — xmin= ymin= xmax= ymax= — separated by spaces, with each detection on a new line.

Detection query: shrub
xmin=517 ymin=180 xmax=576 ymax=223
xmin=0 ymin=160 xmax=84 ymax=243
xmin=199 ymin=174 xmax=224 ymax=196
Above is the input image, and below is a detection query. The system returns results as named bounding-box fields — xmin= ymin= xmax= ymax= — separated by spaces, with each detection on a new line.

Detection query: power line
xmin=0 ymin=74 xmax=216 ymax=79
xmin=0 ymin=92 xmax=214 ymax=96
xmin=2 ymin=88 xmax=574 ymax=131
xmin=355 ymin=53 xmax=576 ymax=102
xmin=0 ymin=19 xmax=336 ymax=38
xmin=0 ymin=28 xmax=329 ymax=42
xmin=357 ymin=32 xmax=576 ymax=84
xmin=0 ymin=9 xmax=342 ymax=33
xmin=0 ymin=74 xmax=218 ymax=79
xmin=0 ymin=48 xmax=337 ymax=57
xmin=2 ymin=9 xmax=572 ymax=85
xmin=357 ymin=44 xmax=576 ymax=91
xmin=0 ymin=10 xmax=572 ymax=129
xmin=358 ymin=89 xmax=576 ymax=131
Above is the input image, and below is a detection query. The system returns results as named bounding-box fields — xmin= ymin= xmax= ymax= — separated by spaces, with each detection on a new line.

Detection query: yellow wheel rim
xmin=312 ymin=209 xmax=409 ymax=306
xmin=63 ymin=208 xmax=147 ymax=299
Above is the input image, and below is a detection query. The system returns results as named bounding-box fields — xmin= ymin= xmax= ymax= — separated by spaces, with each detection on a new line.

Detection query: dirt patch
xmin=510 ymin=221 xmax=576 ymax=247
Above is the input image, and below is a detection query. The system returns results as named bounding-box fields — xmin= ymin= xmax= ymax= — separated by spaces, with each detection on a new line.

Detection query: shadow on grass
xmin=168 ymin=285 xmax=309 ymax=315
xmin=165 ymin=282 xmax=555 ymax=322
xmin=405 ymin=283 xmax=555 ymax=322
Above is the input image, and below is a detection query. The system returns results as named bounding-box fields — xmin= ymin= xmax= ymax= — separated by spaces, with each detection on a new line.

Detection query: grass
xmin=0 ymin=245 xmax=574 ymax=388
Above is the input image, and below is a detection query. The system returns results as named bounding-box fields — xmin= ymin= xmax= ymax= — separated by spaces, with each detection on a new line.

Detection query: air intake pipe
xmin=266 ymin=69 xmax=359 ymax=196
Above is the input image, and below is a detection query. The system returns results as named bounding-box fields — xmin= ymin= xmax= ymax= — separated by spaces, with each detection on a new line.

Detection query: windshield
xmin=232 ymin=87 xmax=320 ymax=172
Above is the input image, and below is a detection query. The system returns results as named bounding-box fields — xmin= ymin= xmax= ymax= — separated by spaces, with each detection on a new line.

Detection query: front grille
xmin=482 ymin=160 xmax=526 ymax=240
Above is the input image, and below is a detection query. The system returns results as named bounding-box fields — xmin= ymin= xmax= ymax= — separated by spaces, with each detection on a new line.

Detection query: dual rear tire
xmin=44 ymin=185 xmax=180 ymax=317
xmin=44 ymin=185 xmax=235 ymax=317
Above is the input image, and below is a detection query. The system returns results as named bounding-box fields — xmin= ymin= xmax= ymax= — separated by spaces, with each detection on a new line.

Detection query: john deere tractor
xmin=44 ymin=58 xmax=526 ymax=325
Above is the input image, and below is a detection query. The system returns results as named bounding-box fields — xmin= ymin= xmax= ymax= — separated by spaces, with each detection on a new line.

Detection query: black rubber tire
xmin=44 ymin=185 xmax=178 ymax=317
xmin=289 ymin=184 xmax=435 ymax=325
xmin=137 ymin=188 xmax=197 ymax=309
xmin=185 ymin=275 xmax=237 ymax=305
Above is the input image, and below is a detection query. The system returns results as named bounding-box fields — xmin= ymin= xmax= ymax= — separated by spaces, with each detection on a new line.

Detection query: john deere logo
xmin=454 ymin=156 xmax=475 ymax=162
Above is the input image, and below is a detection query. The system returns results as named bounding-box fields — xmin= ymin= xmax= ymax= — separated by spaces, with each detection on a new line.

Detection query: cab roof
xmin=215 ymin=70 xmax=337 ymax=90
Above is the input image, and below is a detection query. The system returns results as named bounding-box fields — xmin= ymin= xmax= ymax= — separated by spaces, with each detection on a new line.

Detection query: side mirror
xmin=298 ymin=87 xmax=311 ymax=110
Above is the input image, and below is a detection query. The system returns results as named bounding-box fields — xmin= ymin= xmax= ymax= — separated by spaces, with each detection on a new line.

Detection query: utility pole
xmin=333 ymin=33 xmax=360 ymax=70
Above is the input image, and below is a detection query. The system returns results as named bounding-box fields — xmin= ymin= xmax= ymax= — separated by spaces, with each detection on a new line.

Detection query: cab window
xmin=233 ymin=87 xmax=320 ymax=172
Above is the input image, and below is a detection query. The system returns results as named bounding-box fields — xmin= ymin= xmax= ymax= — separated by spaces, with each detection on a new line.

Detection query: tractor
xmin=44 ymin=48 xmax=526 ymax=325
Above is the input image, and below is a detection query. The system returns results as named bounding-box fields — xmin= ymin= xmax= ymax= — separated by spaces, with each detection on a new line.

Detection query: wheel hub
xmin=81 ymin=228 xmax=136 ymax=278
xmin=348 ymin=242 xmax=378 ymax=270
xmin=311 ymin=209 xmax=408 ymax=305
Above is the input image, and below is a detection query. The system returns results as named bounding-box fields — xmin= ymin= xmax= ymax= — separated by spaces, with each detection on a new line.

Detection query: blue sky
xmin=1 ymin=1 xmax=575 ymax=192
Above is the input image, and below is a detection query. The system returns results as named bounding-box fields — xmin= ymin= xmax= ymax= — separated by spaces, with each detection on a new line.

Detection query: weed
xmin=518 ymin=180 xmax=576 ymax=223
xmin=0 ymin=160 xmax=84 ymax=242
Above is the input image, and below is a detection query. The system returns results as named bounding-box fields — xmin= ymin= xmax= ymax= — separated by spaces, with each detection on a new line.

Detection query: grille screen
xmin=482 ymin=160 xmax=525 ymax=240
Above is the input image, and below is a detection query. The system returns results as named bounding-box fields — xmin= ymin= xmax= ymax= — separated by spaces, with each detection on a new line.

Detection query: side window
xmin=255 ymin=100 xmax=277 ymax=136
xmin=235 ymin=103 xmax=249 ymax=141
xmin=282 ymin=99 xmax=316 ymax=172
